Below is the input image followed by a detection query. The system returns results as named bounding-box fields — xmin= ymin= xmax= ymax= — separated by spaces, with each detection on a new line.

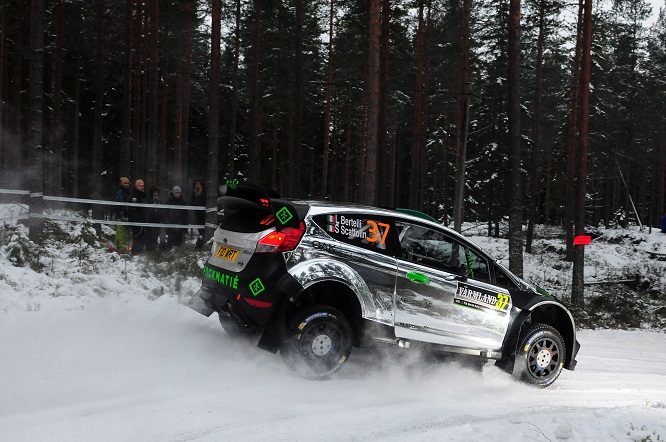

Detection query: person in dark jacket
xmin=190 ymin=180 xmax=207 ymax=248
xmin=167 ymin=185 xmax=187 ymax=248
xmin=145 ymin=187 xmax=162 ymax=251
xmin=661 ymin=213 xmax=666 ymax=233
xmin=114 ymin=176 xmax=131 ymax=253
xmin=129 ymin=179 xmax=148 ymax=254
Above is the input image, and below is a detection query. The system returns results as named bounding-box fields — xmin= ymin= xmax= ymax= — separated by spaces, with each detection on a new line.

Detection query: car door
xmin=309 ymin=212 xmax=399 ymax=325
xmin=394 ymin=221 xmax=513 ymax=351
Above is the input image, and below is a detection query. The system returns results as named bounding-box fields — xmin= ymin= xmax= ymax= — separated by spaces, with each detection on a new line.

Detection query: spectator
xmin=129 ymin=179 xmax=148 ymax=254
xmin=661 ymin=213 xmax=666 ymax=233
xmin=145 ymin=187 xmax=162 ymax=252
xmin=190 ymin=180 xmax=207 ymax=248
xmin=167 ymin=185 xmax=187 ymax=248
xmin=114 ymin=176 xmax=131 ymax=253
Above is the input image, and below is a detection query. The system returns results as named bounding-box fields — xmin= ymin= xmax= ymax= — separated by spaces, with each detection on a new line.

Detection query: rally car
xmin=191 ymin=182 xmax=579 ymax=387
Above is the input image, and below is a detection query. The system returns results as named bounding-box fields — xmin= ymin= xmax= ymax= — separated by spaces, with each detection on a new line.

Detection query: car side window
xmin=494 ymin=264 xmax=518 ymax=290
xmin=396 ymin=222 xmax=465 ymax=273
xmin=464 ymin=249 xmax=491 ymax=284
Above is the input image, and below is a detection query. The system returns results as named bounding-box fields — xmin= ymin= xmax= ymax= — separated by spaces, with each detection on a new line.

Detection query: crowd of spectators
xmin=114 ymin=176 xmax=207 ymax=254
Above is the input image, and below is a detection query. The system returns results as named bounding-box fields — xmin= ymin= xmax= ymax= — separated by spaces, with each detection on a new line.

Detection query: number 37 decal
xmin=367 ymin=220 xmax=390 ymax=245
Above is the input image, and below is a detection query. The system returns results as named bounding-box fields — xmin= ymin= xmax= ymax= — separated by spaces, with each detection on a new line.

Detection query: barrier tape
xmin=42 ymin=195 xmax=209 ymax=211
xmin=29 ymin=213 xmax=207 ymax=230
xmin=0 ymin=188 xmax=30 ymax=195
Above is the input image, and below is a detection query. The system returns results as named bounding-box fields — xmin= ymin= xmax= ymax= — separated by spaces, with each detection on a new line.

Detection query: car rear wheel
xmin=513 ymin=323 xmax=566 ymax=388
xmin=280 ymin=305 xmax=353 ymax=379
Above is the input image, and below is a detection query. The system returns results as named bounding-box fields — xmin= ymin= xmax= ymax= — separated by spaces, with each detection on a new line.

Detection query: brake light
xmin=256 ymin=222 xmax=305 ymax=253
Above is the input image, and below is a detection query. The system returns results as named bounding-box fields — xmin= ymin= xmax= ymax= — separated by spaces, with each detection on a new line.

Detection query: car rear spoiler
xmin=217 ymin=179 xmax=302 ymax=230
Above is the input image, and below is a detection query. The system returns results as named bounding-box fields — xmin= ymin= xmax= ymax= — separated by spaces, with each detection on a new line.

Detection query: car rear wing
xmin=217 ymin=180 xmax=303 ymax=230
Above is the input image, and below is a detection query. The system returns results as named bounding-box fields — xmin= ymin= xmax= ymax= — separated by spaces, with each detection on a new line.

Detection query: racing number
xmin=495 ymin=293 xmax=510 ymax=310
xmin=367 ymin=220 xmax=390 ymax=245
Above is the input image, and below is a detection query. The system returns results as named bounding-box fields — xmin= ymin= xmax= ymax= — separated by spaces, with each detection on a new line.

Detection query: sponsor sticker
xmin=453 ymin=281 xmax=511 ymax=315
xmin=275 ymin=207 xmax=294 ymax=225
xmin=203 ymin=265 xmax=239 ymax=289
xmin=249 ymin=277 xmax=266 ymax=297
xmin=324 ymin=215 xmax=390 ymax=246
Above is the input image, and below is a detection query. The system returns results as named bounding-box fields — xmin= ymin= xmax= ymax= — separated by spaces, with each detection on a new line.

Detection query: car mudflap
xmin=198 ymin=253 xmax=303 ymax=330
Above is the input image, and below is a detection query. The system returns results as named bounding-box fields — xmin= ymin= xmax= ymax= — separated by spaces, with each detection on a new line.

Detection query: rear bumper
xmin=193 ymin=259 xmax=303 ymax=329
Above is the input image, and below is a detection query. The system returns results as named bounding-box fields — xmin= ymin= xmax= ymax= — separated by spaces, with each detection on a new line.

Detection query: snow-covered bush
xmin=0 ymin=225 xmax=42 ymax=269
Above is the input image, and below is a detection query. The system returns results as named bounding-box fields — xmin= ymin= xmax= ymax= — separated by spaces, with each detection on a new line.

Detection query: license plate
xmin=215 ymin=246 xmax=240 ymax=262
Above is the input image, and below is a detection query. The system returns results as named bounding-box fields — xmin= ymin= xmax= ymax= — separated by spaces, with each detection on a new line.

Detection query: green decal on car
xmin=226 ymin=178 xmax=239 ymax=190
xmin=203 ymin=265 xmax=239 ymax=289
xmin=249 ymin=277 xmax=266 ymax=296
xmin=275 ymin=207 xmax=294 ymax=225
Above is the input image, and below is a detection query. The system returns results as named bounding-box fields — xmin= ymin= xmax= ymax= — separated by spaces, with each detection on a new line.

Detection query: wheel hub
xmin=536 ymin=349 xmax=552 ymax=368
xmin=311 ymin=334 xmax=332 ymax=356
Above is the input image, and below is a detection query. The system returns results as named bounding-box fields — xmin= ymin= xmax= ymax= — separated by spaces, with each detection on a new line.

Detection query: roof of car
xmin=299 ymin=199 xmax=474 ymax=244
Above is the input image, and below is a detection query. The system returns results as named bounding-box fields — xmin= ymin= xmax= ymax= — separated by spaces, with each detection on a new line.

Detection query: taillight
xmin=256 ymin=222 xmax=305 ymax=253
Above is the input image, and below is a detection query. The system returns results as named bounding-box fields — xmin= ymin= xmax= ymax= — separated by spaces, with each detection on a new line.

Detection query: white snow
xmin=1 ymin=205 xmax=665 ymax=441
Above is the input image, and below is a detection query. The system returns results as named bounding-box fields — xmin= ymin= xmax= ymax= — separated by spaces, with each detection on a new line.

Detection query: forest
xmin=0 ymin=0 xmax=665 ymax=302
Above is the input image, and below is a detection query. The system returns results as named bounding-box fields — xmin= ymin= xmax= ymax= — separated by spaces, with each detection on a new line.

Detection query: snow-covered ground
xmin=1 ymin=203 xmax=665 ymax=441
xmin=1 ymin=296 xmax=665 ymax=441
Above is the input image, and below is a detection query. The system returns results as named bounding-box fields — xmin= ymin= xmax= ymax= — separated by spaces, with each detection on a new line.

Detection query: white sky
xmin=648 ymin=0 xmax=664 ymax=24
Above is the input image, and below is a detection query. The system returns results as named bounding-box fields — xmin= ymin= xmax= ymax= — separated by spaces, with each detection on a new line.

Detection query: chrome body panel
xmin=284 ymin=219 xmax=397 ymax=326
xmin=394 ymin=259 xmax=512 ymax=350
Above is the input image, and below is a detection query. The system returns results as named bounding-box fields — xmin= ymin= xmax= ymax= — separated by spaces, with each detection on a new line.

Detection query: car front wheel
xmin=281 ymin=305 xmax=353 ymax=379
xmin=513 ymin=323 xmax=566 ymax=388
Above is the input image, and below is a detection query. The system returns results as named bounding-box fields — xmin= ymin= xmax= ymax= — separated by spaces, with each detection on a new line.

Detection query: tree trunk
xmin=365 ymin=0 xmax=381 ymax=206
xmin=131 ymin=0 xmax=143 ymax=178
xmin=0 ymin=0 xmax=5 ymax=179
xmin=565 ymin=0 xmax=584 ymax=261
xmin=248 ymin=0 xmax=262 ymax=183
xmin=453 ymin=0 xmax=471 ymax=232
xmin=271 ymin=113 xmax=279 ymax=190
xmin=47 ymin=0 xmax=65 ymax=196
xmin=295 ymin=0 xmax=306 ymax=195
xmin=27 ymin=0 xmax=45 ymax=239
xmin=377 ymin=0 xmax=390 ymax=205
xmin=93 ymin=0 xmax=104 ymax=204
xmin=572 ymin=0 xmax=593 ymax=307
xmin=544 ymin=141 xmax=553 ymax=225
xmin=526 ymin=0 xmax=546 ymax=253
xmin=409 ymin=0 xmax=425 ymax=209
xmin=72 ymin=59 xmax=81 ymax=197
xmin=389 ymin=112 xmax=397 ymax=206
xmin=207 ymin=0 xmax=221 ymax=237
xmin=227 ymin=0 xmax=241 ymax=176
xmin=159 ymin=54 xmax=169 ymax=186
xmin=146 ymin=0 xmax=159 ymax=186
xmin=343 ymin=79 xmax=352 ymax=201
xmin=321 ymin=0 xmax=335 ymax=197
xmin=173 ymin=0 xmax=195 ymax=186
xmin=507 ymin=0 xmax=523 ymax=277
xmin=12 ymin=9 xmax=23 ymax=184
xmin=120 ymin=0 xmax=132 ymax=178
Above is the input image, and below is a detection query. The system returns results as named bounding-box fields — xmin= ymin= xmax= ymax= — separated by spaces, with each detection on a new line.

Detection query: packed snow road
xmin=1 ymin=296 xmax=665 ymax=441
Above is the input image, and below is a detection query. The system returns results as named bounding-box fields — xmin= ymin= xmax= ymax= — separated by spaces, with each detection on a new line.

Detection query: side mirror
xmin=459 ymin=264 xmax=468 ymax=282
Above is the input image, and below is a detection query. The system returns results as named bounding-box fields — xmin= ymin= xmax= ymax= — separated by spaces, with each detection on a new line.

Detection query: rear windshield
xmin=221 ymin=207 xmax=275 ymax=233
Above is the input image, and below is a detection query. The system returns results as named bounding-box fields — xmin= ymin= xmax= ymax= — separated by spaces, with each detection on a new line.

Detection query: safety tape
xmin=28 ymin=213 xmax=207 ymax=230
xmin=42 ymin=195 xmax=209 ymax=211
xmin=0 ymin=188 xmax=30 ymax=195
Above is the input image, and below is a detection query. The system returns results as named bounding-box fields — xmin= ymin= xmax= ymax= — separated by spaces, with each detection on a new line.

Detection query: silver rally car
xmin=192 ymin=182 xmax=579 ymax=387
